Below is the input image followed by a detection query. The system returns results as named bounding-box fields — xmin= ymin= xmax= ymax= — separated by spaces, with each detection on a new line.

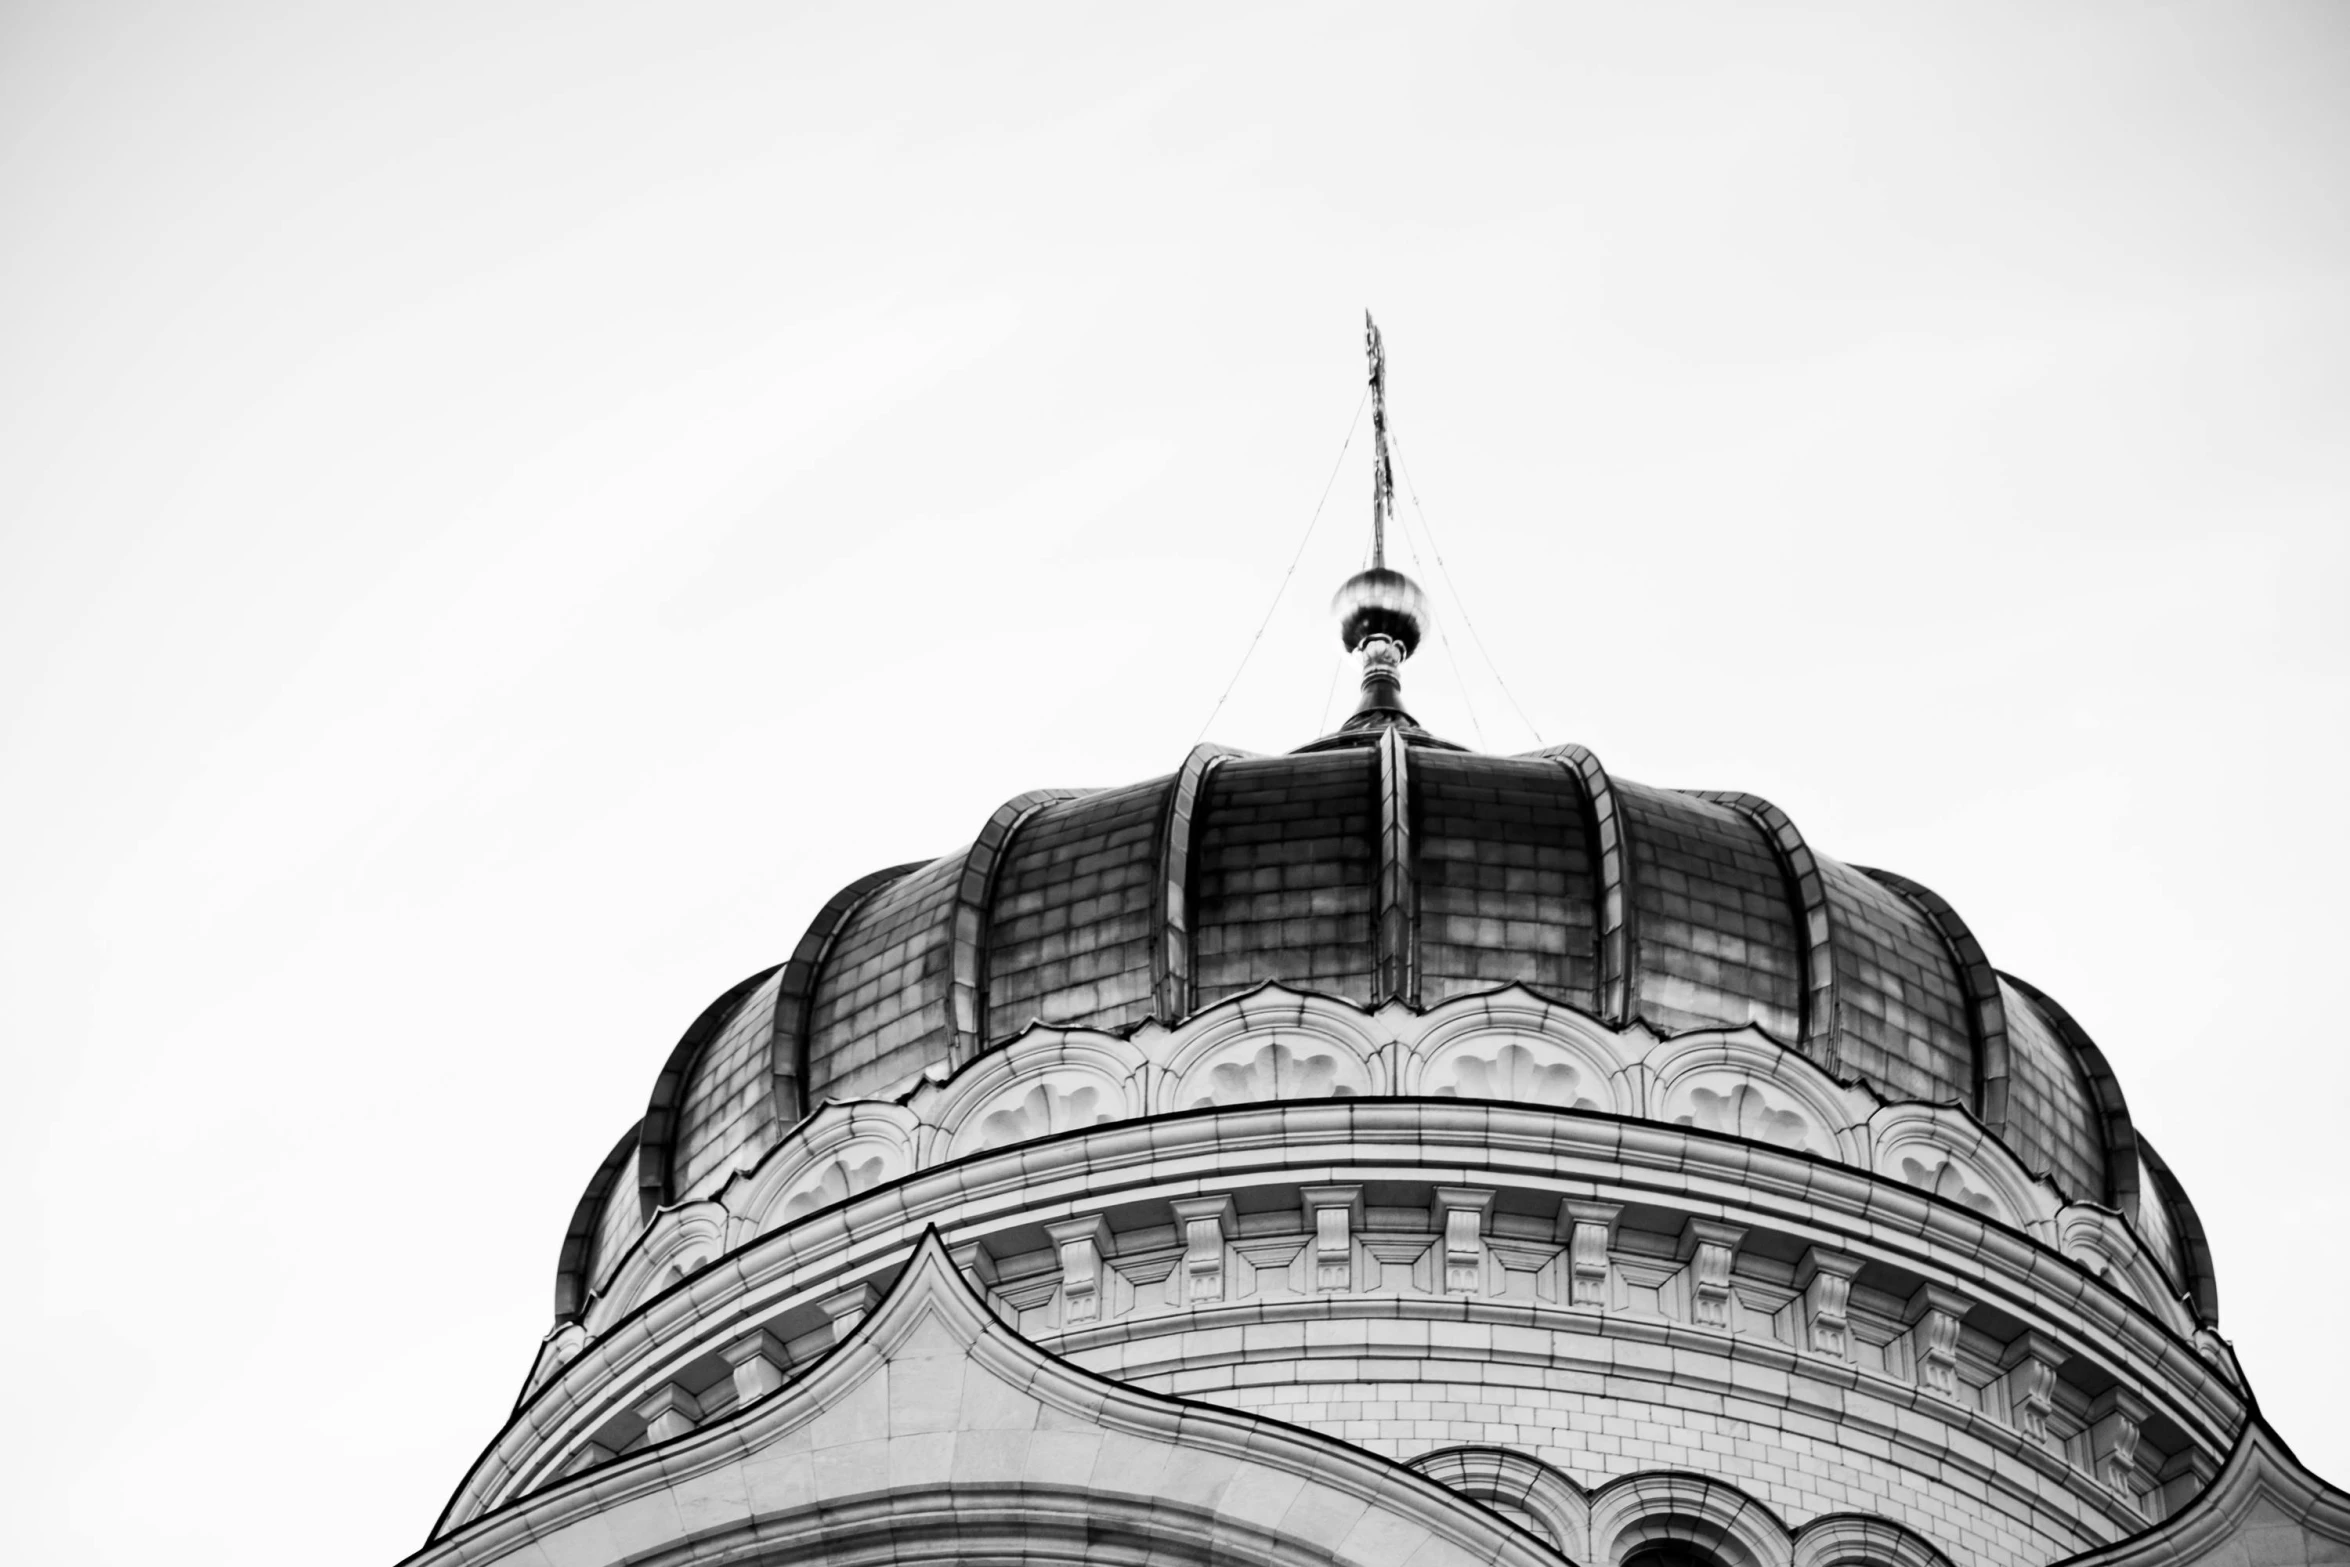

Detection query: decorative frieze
xmin=1170 ymin=1194 xmax=1239 ymax=1305
xmin=1044 ymin=1214 xmax=1115 ymax=1326
xmin=633 ymin=1384 xmax=701 ymax=1444
xmin=2090 ymin=1387 xmax=2151 ymax=1500
xmin=1301 ymin=1185 xmax=1364 ymax=1291
xmin=720 ymin=1327 xmax=792 ymax=1405
xmin=1678 ymin=1219 xmax=1746 ymax=1329
xmin=1999 ymin=1331 xmax=2065 ymax=1443
xmin=1557 ymin=1200 xmax=1620 ymax=1308
xmin=1432 ymin=1187 xmax=1495 ymax=1294
xmin=1793 ymin=1248 xmax=1863 ymax=1358
xmin=1906 ymin=1284 xmax=1970 ymax=1400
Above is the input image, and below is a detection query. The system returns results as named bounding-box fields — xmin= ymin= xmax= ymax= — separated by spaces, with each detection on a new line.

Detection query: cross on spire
xmin=1366 ymin=310 xmax=1395 ymax=570
xmin=1331 ymin=312 xmax=1429 ymax=735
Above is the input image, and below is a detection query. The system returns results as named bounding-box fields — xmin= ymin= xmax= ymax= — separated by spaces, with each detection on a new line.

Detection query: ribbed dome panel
xmin=1413 ymin=752 xmax=1598 ymax=1011
xmin=1818 ymin=859 xmax=1974 ymax=1104
xmin=2134 ymin=1150 xmax=2188 ymax=1292
xmin=618 ymin=733 xmax=2181 ymax=1254
xmin=808 ymin=853 xmax=965 ymax=1102
xmin=1616 ymin=782 xmax=1802 ymax=1040
xmin=586 ymin=1150 xmax=643 ymax=1293
xmin=1192 ymin=752 xmax=1377 ymax=1011
xmin=985 ymin=776 xmax=1170 ymax=1040
xmin=671 ymin=969 xmax=785 ymax=1201
xmin=1998 ymin=979 xmax=2110 ymax=1201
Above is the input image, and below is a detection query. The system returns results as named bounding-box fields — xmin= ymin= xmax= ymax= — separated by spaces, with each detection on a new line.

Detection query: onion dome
xmin=586 ymin=612 xmax=2214 ymax=1330
xmin=556 ymin=317 xmax=2214 ymax=1344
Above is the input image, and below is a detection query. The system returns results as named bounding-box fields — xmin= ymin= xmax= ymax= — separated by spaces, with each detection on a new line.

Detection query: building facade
xmin=405 ymin=549 xmax=2349 ymax=1567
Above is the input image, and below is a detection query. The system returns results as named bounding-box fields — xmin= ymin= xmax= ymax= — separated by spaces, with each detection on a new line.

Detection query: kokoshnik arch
xmin=405 ymin=325 xmax=2350 ymax=1567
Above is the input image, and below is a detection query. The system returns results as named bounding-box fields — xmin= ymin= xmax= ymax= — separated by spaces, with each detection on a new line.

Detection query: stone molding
xmin=2051 ymin=1417 xmax=2350 ymax=1567
xmin=405 ymin=1231 xmax=1568 ymax=1567
xmin=1402 ymin=1449 xmax=1960 ymax=1567
xmin=451 ymin=1096 xmax=2251 ymax=1545
xmin=583 ymin=984 xmax=2193 ymax=1337
xmin=1408 ymin=1446 xmax=1592 ymax=1559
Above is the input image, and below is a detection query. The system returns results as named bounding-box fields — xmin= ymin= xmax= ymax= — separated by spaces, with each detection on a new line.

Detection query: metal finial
xmin=1366 ymin=310 xmax=1394 ymax=570
xmin=1334 ymin=312 xmax=1428 ymax=732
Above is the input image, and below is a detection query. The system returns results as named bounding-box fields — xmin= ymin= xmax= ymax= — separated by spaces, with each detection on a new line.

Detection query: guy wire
xmin=1392 ymin=439 xmax=1547 ymax=749
xmin=1195 ymin=387 xmax=1370 ymax=746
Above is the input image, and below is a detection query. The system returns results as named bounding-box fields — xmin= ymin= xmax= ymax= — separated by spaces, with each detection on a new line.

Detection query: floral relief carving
xmin=1186 ymin=1040 xmax=1357 ymax=1108
xmin=1896 ymin=1152 xmax=2000 ymax=1218
xmin=1430 ymin=1041 xmax=1597 ymax=1109
xmin=968 ymin=1079 xmax=1112 ymax=1152
xmin=1676 ymin=1080 xmax=1819 ymax=1152
xmin=780 ymin=1155 xmax=887 ymax=1222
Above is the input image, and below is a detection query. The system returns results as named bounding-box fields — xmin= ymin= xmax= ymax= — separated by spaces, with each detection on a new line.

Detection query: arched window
xmin=1625 ymin=1548 xmax=1733 ymax=1567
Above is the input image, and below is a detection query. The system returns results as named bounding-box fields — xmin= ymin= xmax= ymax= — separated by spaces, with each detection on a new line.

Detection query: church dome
xmin=605 ymin=718 xmax=2212 ymax=1323
xmin=432 ymin=330 xmax=2338 ymax=1567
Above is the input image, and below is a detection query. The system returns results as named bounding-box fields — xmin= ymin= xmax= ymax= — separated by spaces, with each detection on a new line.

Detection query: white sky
xmin=4 ymin=3 xmax=2345 ymax=1560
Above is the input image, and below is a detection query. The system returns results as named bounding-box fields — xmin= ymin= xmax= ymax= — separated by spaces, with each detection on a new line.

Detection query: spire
xmin=1332 ymin=312 xmax=1430 ymax=732
xmin=1368 ymin=311 xmax=1394 ymax=569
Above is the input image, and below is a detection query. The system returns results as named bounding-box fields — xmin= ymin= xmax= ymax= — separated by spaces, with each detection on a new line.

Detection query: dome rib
xmin=1152 ymin=745 xmax=1246 ymax=1023
xmin=636 ymin=965 xmax=780 ymax=1217
xmin=770 ymin=862 xmax=926 ymax=1122
xmin=1375 ymin=727 xmax=1417 ymax=1004
xmin=1694 ymin=792 xmax=1841 ymax=1073
xmin=553 ymin=1121 xmax=638 ymax=1323
xmin=2139 ymin=1133 xmax=2221 ymax=1324
xmin=1537 ymin=744 xmax=1633 ymax=1025
xmin=1859 ymin=867 xmax=2014 ymax=1135
xmin=949 ymin=789 xmax=1089 ymax=1066
xmin=1999 ymin=971 xmax=2143 ymax=1215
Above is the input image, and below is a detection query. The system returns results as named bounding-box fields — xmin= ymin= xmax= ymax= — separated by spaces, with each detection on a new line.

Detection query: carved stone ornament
xmin=1906 ymin=1284 xmax=1970 ymax=1401
xmin=1044 ymin=1214 xmax=1114 ymax=1327
xmin=1559 ymin=1199 xmax=1621 ymax=1309
xmin=1999 ymin=1330 xmax=2065 ymax=1445
xmin=720 ymin=1327 xmax=792 ymax=1405
xmin=1302 ymin=1184 xmax=1364 ymax=1292
xmin=1432 ymin=1187 xmax=1494 ymax=1295
xmin=1795 ymin=1248 xmax=1864 ymax=1360
xmin=1679 ymin=1219 xmax=1746 ymax=1329
xmin=1170 ymin=1194 xmax=1238 ymax=1305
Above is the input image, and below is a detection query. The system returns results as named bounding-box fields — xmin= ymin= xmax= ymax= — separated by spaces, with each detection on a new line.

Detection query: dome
xmin=589 ymin=718 xmax=2213 ymax=1325
xmin=440 ymin=336 xmax=2337 ymax=1567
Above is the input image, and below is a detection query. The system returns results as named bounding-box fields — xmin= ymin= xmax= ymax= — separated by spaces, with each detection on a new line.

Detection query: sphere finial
xmin=1332 ymin=566 xmax=1430 ymax=731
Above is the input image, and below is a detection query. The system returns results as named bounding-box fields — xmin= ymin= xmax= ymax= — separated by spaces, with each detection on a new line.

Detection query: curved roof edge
xmin=2051 ymin=1414 xmax=2349 ymax=1566
xmin=2139 ymin=1132 xmax=2221 ymax=1325
xmin=421 ymin=1226 xmax=1565 ymax=1566
xmin=1533 ymin=743 xmax=1631 ymax=1024
xmin=948 ymin=789 xmax=1090 ymax=1066
xmin=552 ymin=1121 xmax=638 ymax=1323
xmin=1858 ymin=866 xmax=2014 ymax=1135
xmin=771 ymin=861 xmax=928 ymax=1121
xmin=1698 ymin=791 xmax=1841 ymax=1072
xmin=2001 ymin=971 xmax=2142 ymax=1217
xmin=1151 ymin=743 xmax=1248 ymax=1022
xmin=634 ymin=965 xmax=779 ymax=1218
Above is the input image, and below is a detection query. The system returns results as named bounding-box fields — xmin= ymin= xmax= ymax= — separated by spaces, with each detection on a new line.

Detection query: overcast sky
xmin=4 ymin=4 xmax=2347 ymax=1561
